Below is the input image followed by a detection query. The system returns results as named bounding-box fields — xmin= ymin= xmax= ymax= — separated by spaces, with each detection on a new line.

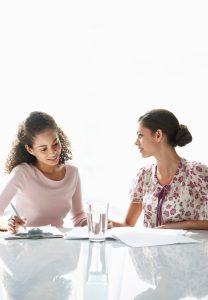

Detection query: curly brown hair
xmin=5 ymin=111 xmax=72 ymax=174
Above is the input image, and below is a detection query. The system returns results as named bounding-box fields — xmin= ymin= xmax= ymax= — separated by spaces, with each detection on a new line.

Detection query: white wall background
xmin=0 ymin=1 xmax=208 ymax=219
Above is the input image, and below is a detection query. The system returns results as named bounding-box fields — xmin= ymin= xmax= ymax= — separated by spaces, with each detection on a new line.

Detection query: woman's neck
xmin=155 ymin=151 xmax=181 ymax=186
xmin=35 ymin=163 xmax=66 ymax=181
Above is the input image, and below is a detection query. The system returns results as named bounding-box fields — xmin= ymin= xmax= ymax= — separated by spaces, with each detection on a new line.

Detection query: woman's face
xmin=25 ymin=128 xmax=62 ymax=166
xmin=135 ymin=123 xmax=159 ymax=158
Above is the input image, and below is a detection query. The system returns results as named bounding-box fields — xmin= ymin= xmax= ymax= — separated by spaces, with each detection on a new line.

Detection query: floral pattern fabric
xmin=130 ymin=158 xmax=208 ymax=228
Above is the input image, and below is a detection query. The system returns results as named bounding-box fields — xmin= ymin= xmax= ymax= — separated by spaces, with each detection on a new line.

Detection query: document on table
xmin=64 ymin=226 xmax=199 ymax=247
xmin=4 ymin=225 xmax=63 ymax=240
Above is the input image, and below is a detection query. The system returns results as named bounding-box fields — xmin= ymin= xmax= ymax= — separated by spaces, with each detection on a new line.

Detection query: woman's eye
xmin=40 ymin=148 xmax=47 ymax=152
xmin=52 ymin=142 xmax=59 ymax=148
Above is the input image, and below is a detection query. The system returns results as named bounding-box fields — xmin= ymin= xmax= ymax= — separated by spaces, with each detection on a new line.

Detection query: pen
xmin=10 ymin=203 xmax=27 ymax=232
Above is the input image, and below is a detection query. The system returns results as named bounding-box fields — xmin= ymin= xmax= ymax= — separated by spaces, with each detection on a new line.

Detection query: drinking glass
xmin=87 ymin=201 xmax=109 ymax=242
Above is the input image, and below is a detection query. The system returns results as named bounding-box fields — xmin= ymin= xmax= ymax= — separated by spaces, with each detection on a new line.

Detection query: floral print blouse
xmin=130 ymin=158 xmax=208 ymax=228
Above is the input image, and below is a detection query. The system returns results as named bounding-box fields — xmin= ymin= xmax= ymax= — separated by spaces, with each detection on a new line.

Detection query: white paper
xmin=64 ymin=226 xmax=199 ymax=247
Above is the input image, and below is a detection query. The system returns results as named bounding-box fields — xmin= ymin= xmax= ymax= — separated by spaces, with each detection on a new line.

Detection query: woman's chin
xmin=47 ymin=158 xmax=59 ymax=165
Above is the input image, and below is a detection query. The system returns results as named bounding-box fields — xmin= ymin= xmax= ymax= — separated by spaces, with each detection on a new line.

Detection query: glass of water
xmin=87 ymin=201 xmax=109 ymax=242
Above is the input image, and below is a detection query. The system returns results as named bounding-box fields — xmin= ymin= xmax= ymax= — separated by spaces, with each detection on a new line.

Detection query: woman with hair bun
xmin=110 ymin=109 xmax=208 ymax=230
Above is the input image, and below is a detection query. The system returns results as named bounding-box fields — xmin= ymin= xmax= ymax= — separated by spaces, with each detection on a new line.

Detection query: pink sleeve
xmin=0 ymin=168 xmax=24 ymax=215
xmin=70 ymin=171 xmax=87 ymax=226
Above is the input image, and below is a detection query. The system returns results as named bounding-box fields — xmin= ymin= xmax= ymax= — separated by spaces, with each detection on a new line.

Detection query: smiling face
xmin=134 ymin=123 xmax=161 ymax=158
xmin=25 ymin=128 xmax=62 ymax=167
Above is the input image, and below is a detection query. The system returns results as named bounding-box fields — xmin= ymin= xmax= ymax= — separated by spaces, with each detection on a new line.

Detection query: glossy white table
xmin=0 ymin=229 xmax=208 ymax=300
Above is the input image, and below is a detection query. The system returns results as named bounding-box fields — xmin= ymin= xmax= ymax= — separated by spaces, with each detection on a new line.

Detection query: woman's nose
xmin=49 ymin=148 xmax=57 ymax=155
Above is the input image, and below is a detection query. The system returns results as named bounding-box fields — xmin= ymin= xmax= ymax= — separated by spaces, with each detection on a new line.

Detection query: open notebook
xmin=64 ymin=226 xmax=199 ymax=248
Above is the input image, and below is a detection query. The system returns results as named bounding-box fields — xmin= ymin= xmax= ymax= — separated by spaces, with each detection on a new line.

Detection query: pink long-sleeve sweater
xmin=0 ymin=162 xmax=86 ymax=227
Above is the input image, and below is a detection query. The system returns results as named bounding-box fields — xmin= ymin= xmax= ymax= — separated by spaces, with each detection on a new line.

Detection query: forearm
xmin=110 ymin=220 xmax=129 ymax=227
xmin=108 ymin=219 xmax=135 ymax=228
xmin=109 ymin=202 xmax=143 ymax=228
xmin=158 ymin=220 xmax=208 ymax=230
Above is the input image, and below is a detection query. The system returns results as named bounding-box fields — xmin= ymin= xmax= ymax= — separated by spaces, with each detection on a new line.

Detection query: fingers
xmin=108 ymin=221 xmax=113 ymax=229
xmin=8 ymin=216 xmax=18 ymax=233
xmin=8 ymin=215 xmax=26 ymax=233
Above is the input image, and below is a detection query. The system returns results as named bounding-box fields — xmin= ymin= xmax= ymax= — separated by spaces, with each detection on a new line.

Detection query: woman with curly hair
xmin=109 ymin=109 xmax=208 ymax=230
xmin=0 ymin=111 xmax=87 ymax=232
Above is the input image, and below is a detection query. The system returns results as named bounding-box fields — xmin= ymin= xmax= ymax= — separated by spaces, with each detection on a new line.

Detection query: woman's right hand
xmin=8 ymin=215 xmax=26 ymax=233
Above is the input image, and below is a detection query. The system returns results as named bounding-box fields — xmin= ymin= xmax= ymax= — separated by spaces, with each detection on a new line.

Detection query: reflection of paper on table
xmin=64 ymin=226 xmax=199 ymax=247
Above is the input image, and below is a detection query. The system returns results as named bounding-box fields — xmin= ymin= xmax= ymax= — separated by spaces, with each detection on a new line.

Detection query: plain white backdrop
xmin=0 ymin=1 xmax=208 ymax=220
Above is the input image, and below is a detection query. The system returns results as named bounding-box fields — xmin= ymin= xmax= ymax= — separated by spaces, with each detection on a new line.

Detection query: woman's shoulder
xmin=65 ymin=161 xmax=79 ymax=173
xmin=138 ymin=163 xmax=155 ymax=173
xmin=12 ymin=162 xmax=34 ymax=174
xmin=135 ymin=163 xmax=155 ymax=179
xmin=181 ymin=158 xmax=208 ymax=174
xmin=7 ymin=163 xmax=34 ymax=184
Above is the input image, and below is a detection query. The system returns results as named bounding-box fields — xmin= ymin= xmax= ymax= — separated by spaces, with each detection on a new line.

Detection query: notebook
xmin=64 ymin=226 xmax=199 ymax=248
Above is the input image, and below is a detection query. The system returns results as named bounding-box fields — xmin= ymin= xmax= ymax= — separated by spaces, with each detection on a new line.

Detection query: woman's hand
xmin=156 ymin=220 xmax=208 ymax=230
xmin=8 ymin=215 xmax=27 ymax=233
xmin=107 ymin=220 xmax=113 ymax=229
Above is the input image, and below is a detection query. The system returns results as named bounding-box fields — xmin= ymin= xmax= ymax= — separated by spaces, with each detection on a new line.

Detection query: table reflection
xmin=0 ymin=239 xmax=81 ymax=300
xmin=1 ymin=230 xmax=208 ymax=300
xmin=84 ymin=242 xmax=108 ymax=300
xmin=129 ymin=241 xmax=208 ymax=300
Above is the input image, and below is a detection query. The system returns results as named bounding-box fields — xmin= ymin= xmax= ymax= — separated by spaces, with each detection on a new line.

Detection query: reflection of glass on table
xmin=84 ymin=242 xmax=108 ymax=299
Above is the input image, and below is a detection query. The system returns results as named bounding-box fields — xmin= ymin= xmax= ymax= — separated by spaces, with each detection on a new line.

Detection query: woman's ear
xmin=155 ymin=129 xmax=163 ymax=141
xmin=25 ymin=145 xmax=34 ymax=155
